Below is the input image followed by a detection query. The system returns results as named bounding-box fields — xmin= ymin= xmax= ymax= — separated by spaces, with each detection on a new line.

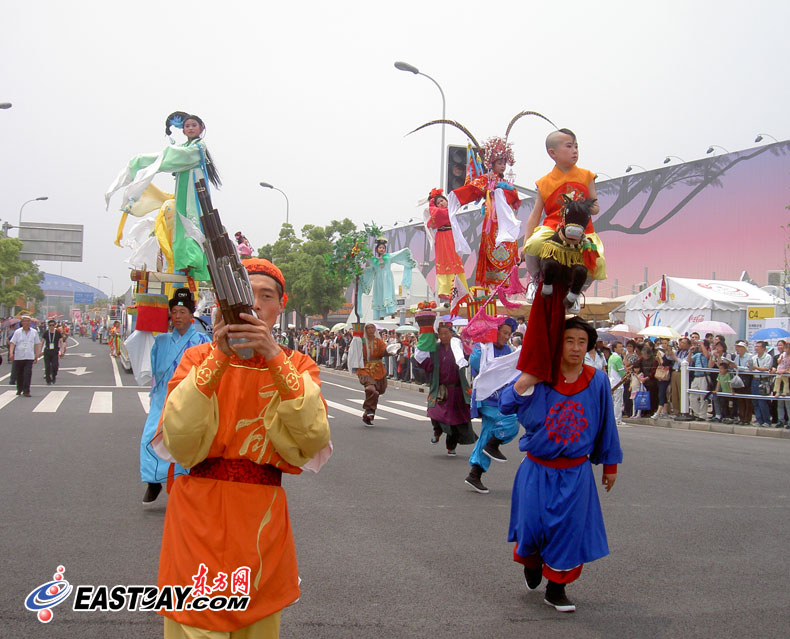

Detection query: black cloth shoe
xmin=142 ymin=483 xmax=162 ymax=504
xmin=446 ymin=449 xmax=456 ymax=456
xmin=544 ymin=581 xmax=576 ymax=612
xmin=482 ymin=438 xmax=507 ymax=463
xmin=524 ymin=565 xmax=542 ymax=591
xmin=362 ymin=412 xmax=374 ymax=427
xmin=430 ymin=429 xmax=442 ymax=444
xmin=464 ymin=464 xmax=488 ymax=493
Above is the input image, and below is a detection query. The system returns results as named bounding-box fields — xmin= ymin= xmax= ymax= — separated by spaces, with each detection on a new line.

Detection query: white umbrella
xmin=609 ymin=323 xmax=639 ymax=337
xmin=395 ymin=325 xmax=418 ymax=334
xmin=452 ymin=317 xmax=468 ymax=327
xmin=691 ymin=320 xmax=737 ymax=335
xmin=638 ymin=325 xmax=681 ymax=339
xmin=331 ymin=322 xmax=347 ymax=332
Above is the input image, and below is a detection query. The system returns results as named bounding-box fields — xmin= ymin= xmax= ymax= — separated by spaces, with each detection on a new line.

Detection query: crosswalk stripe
xmin=387 ymin=400 xmax=428 ymax=412
xmin=347 ymin=398 xmax=429 ymax=421
xmin=89 ymin=391 xmax=113 ymax=414
xmin=321 ymin=380 xmax=364 ymax=393
xmin=0 ymin=373 xmax=10 ymax=382
xmin=325 ymin=399 xmax=388 ymax=420
xmin=0 ymin=390 xmax=17 ymax=410
xmin=33 ymin=391 xmax=69 ymax=413
xmin=138 ymin=392 xmax=151 ymax=414
xmin=110 ymin=356 xmax=123 ymax=387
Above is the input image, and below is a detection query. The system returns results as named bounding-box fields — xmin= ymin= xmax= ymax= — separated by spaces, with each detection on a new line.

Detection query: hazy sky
xmin=2 ymin=0 xmax=788 ymax=298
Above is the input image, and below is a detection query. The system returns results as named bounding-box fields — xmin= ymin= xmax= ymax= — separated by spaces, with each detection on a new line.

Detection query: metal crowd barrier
xmin=681 ymin=362 xmax=785 ymax=409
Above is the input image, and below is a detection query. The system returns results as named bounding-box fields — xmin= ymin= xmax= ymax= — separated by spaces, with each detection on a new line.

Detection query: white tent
xmin=624 ymin=277 xmax=784 ymax=339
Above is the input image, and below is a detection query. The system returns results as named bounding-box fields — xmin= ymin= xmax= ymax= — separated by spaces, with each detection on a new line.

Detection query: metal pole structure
xmin=17 ymin=196 xmax=49 ymax=236
xmin=394 ymin=61 xmax=446 ymax=190
xmin=259 ymin=182 xmax=290 ymax=225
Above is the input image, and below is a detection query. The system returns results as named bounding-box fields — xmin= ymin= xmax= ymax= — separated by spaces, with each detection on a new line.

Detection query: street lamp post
xmin=18 ymin=196 xmax=49 ymax=235
xmin=625 ymin=164 xmax=648 ymax=173
xmin=259 ymin=182 xmax=290 ymax=225
xmin=754 ymin=133 xmax=778 ymax=143
xmin=0 ymin=103 xmax=12 ymax=109
xmin=662 ymin=155 xmax=686 ymax=165
xmin=706 ymin=145 xmax=730 ymax=155
xmin=395 ymin=61 xmax=446 ymax=190
xmin=98 ymin=275 xmax=113 ymax=300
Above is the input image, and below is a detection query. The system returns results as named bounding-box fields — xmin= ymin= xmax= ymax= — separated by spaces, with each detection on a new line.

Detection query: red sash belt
xmin=190 ymin=458 xmax=282 ymax=486
xmin=527 ymin=452 xmax=588 ymax=469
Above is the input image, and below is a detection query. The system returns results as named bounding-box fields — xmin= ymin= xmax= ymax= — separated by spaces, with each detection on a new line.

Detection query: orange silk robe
xmin=156 ymin=343 xmax=331 ymax=631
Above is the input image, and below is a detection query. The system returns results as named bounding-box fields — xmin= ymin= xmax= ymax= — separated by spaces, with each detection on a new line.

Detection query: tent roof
xmin=625 ymin=277 xmax=782 ymax=312
xmin=41 ymin=273 xmax=108 ymax=298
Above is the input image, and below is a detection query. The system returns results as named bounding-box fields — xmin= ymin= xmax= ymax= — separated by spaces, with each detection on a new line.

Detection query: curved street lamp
xmin=754 ymin=133 xmax=778 ymax=143
xmin=662 ymin=155 xmax=686 ymax=165
xmin=97 ymin=275 xmax=113 ymax=299
xmin=394 ymin=60 xmax=446 ymax=189
xmin=0 ymin=103 xmax=12 ymax=109
xmin=18 ymin=196 xmax=49 ymax=232
xmin=259 ymin=182 xmax=290 ymax=225
xmin=706 ymin=145 xmax=730 ymax=155
xmin=625 ymin=164 xmax=648 ymax=173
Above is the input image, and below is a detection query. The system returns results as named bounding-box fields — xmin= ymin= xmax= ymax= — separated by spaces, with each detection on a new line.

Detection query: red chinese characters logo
xmin=191 ymin=564 xmax=250 ymax=596
xmin=545 ymin=400 xmax=588 ymax=446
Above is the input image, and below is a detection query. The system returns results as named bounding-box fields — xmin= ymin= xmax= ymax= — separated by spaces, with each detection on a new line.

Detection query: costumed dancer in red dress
xmin=448 ymin=138 xmax=522 ymax=289
xmin=424 ymin=188 xmax=468 ymax=304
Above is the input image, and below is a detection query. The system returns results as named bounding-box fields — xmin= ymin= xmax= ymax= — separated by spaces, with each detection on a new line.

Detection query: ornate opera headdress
xmin=407 ymin=110 xmax=557 ymax=170
xmin=165 ymin=111 xmax=190 ymax=142
xmin=428 ymin=187 xmax=445 ymax=205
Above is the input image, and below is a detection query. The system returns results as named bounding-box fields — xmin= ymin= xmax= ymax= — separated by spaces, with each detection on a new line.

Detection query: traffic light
xmin=446 ymin=145 xmax=467 ymax=193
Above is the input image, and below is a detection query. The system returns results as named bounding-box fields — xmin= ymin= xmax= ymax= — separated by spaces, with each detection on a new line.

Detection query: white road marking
xmin=0 ymin=373 xmax=10 ymax=382
xmin=33 ymin=391 xmax=69 ymax=413
xmin=0 ymin=390 xmax=17 ymax=410
xmin=110 ymin=356 xmax=123 ymax=387
xmin=347 ymin=398 xmax=429 ymax=421
xmin=89 ymin=392 xmax=113 ymax=413
xmin=138 ymin=392 xmax=151 ymax=414
xmin=321 ymin=380 xmax=364 ymax=393
xmin=325 ymin=399 xmax=388 ymax=420
xmin=387 ymin=400 xmax=428 ymax=412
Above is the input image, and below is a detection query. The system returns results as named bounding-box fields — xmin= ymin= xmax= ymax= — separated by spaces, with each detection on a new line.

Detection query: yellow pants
xmin=436 ymin=272 xmax=469 ymax=298
xmin=164 ymin=611 xmax=281 ymax=639
xmin=524 ymin=226 xmax=607 ymax=280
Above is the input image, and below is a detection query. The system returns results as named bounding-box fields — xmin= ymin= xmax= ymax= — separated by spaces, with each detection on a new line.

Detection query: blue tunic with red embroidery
xmin=499 ymin=365 xmax=623 ymax=571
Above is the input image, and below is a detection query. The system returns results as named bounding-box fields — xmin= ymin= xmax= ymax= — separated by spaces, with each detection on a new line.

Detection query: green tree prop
xmin=324 ymin=223 xmax=381 ymax=323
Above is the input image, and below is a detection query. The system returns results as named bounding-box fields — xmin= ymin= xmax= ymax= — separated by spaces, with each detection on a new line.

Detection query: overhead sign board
xmin=18 ymin=222 xmax=83 ymax=262
xmin=73 ymin=292 xmax=95 ymax=305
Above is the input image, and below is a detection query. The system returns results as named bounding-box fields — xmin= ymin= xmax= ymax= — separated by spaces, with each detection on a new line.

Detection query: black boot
xmin=482 ymin=437 xmax=507 ymax=462
xmin=523 ymin=564 xmax=542 ymax=591
xmin=142 ymin=483 xmax=162 ymax=504
xmin=544 ymin=580 xmax=576 ymax=612
xmin=464 ymin=464 xmax=489 ymax=494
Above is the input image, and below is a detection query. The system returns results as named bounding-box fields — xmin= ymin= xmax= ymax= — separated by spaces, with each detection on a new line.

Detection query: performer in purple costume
xmin=414 ymin=320 xmax=477 ymax=456
xmin=499 ymin=316 xmax=622 ymax=612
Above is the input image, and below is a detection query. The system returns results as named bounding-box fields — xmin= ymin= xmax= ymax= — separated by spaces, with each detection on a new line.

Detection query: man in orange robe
xmin=154 ymin=258 xmax=332 ymax=638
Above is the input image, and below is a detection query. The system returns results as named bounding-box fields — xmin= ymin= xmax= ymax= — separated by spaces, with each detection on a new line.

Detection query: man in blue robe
xmin=465 ymin=317 xmax=521 ymax=493
xmin=500 ymin=316 xmax=622 ymax=612
xmin=140 ymin=288 xmax=210 ymax=504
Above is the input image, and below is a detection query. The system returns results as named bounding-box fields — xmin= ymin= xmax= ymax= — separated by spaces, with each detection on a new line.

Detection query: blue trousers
xmin=469 ymin=404 xmax=520 ymax=472
xmin=751 ymin=379 xmax=771 ymax=425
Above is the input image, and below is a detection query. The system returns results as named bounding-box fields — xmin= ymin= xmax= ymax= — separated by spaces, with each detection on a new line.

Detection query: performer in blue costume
xmin=360 ymin=236 xmax=416 ymax=320
xmin=499 ymin=316 xmax=622 ymax=612
xmin=140 ymin=288 xmax=210 ymax=504
xmin=465 ymin=317 xmax=521 ymax=494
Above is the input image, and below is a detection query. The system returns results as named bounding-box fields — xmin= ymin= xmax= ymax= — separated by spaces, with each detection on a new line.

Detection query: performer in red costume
xmin=424 ymin=188 xmax=468 ymax=303
xmin=448 ymin=137 xmax=522 ymax=289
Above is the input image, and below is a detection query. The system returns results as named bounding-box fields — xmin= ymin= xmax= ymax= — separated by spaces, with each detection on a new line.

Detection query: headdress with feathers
xmin=407 ymin=110 xmax=557 ymax=169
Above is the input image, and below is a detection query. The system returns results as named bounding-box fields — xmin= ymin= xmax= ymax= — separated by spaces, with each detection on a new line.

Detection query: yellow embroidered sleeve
xmin=265 ymin=351 xmax=304 ymax=400
xmin=194 ymin=346 xmax=230 ymax=398
xmin=262 ymin=371 xmax=330 ymax=468
xmin=162 ymin=366 xmax=220 ymax=468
